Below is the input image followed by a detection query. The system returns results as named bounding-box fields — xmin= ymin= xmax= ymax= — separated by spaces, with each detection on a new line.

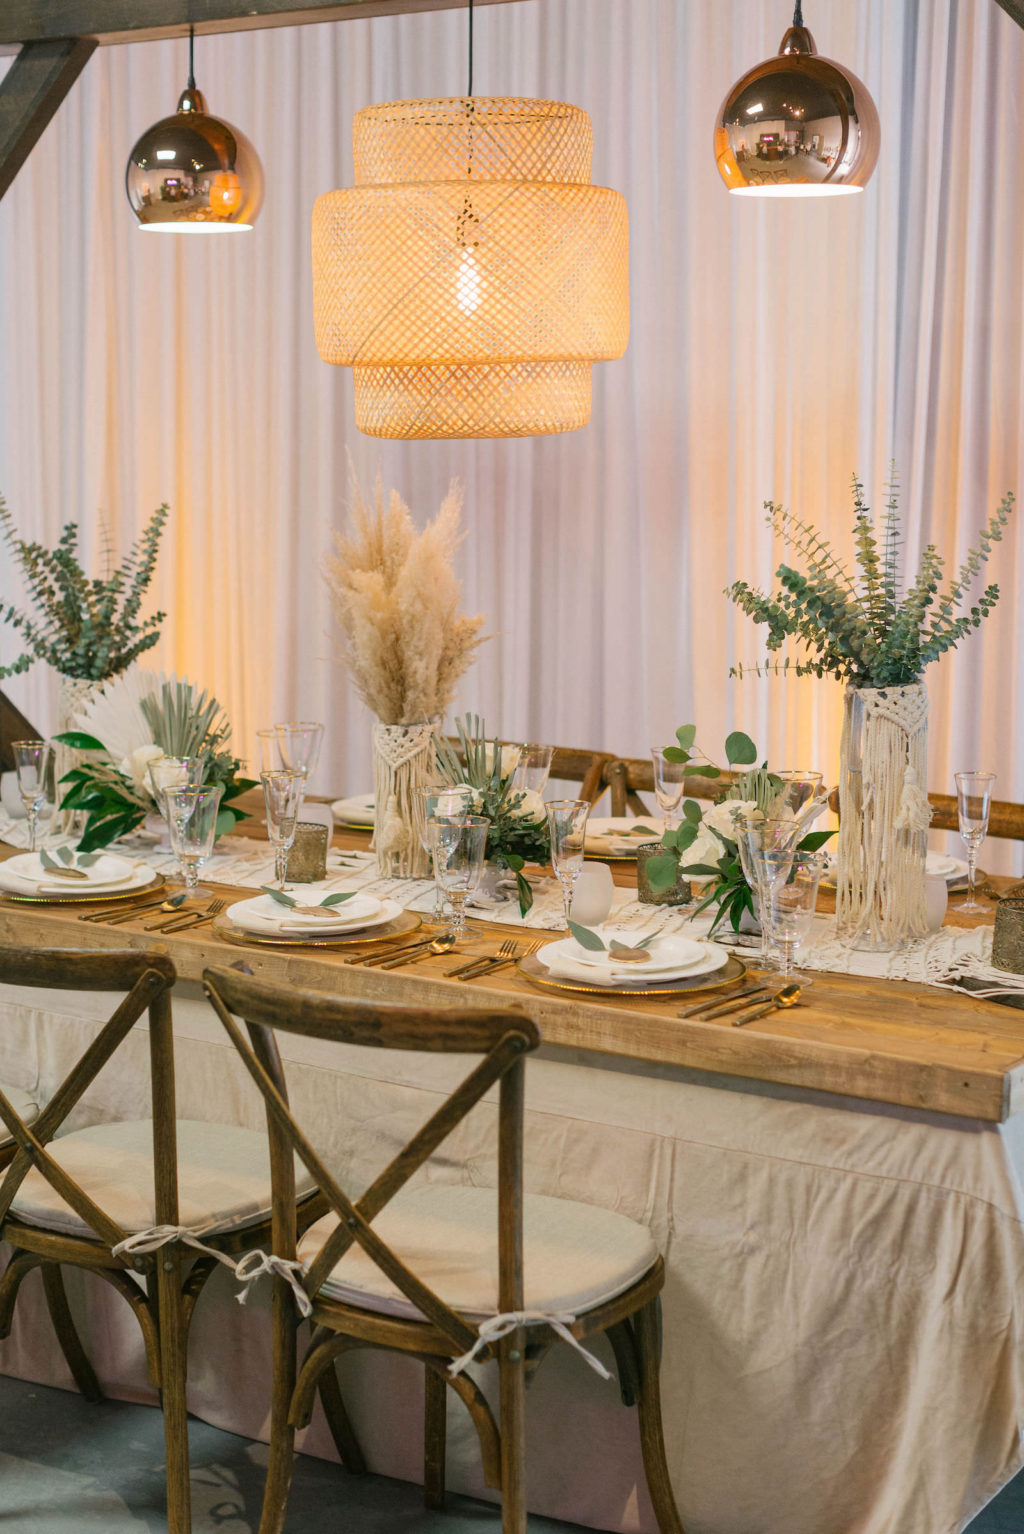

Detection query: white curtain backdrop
xmin=1 ymin=0 xmax=1023 ymax=867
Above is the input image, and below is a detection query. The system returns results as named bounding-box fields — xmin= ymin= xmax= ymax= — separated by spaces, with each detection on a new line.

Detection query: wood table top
xmin=0 ymin=819 xmax=1020 ymax=1124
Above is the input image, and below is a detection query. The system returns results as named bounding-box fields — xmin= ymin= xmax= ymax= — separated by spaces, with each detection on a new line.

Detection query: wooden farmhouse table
xmin=0 ymin=820 xmax=1023 ymax=1534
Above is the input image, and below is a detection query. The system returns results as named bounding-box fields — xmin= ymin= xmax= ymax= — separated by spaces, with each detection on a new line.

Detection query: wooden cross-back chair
xmin=823 ymin=787 xmax=1024 ymax=842
xmin=0 ymin=944 xmax=357 ymax=1534
xmin=446 ymin=738 xmax=612 ymax=806
xmin=605 ymin=757 xmax=739 ymax=818
xmin=202 ymin=966 xmax=685 ymax=1534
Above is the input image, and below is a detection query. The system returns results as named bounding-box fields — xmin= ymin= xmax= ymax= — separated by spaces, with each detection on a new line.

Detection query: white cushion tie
xmin=448 ymin=1310 xmax=612 ymax=1381
xmin=111 ymin=1225 xmax=313 ymax=1318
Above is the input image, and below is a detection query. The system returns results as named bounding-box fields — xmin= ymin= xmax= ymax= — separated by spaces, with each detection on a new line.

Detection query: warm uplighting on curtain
xmin=715 ymin=3 xmax=879 ymax=197
xmin=312 ymin=95 xmax=629 ymax=439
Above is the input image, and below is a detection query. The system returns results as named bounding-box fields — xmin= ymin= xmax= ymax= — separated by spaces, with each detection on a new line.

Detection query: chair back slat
xmin=203 ymin=966 xmax=538 ymax=1352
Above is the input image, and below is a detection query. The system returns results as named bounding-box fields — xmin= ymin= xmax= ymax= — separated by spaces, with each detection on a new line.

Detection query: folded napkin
xmin=540 ymin=934 xmax=724 ymax=988
xmin=0 ymin=850 xmax=142 ymax=896
xmin=227 ymin=892 xmax=390 ymax=936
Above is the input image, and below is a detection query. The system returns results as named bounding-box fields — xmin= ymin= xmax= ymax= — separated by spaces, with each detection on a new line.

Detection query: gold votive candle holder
xmin=288 ymin=822 xmax=329 ymax=883
xmin=635 ymin=842 xmax=691 ymax=907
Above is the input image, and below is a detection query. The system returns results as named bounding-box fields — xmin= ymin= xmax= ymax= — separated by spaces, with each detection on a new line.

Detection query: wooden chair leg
xmin=41 ymin=1262 xmax=103 ymax=1403
xmin=633 ymin=1299 xmax=686 ymax=1534
xmin=498 ymin=1333 xmax=527 ymax=1534
xmin=258 ymin=1281 xmax=301 ymax=1534
xmin=424 ymin=1364 xmax=447 ymax=1509
xmin=317 ymin=1360 xmax=366 ymax=1475
xmin=156 ymin=1252 xmax=192 ymax=1534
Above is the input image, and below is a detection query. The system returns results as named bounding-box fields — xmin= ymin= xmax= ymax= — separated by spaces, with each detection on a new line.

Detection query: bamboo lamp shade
xmin=312 ymin=97 xmax=629 ymax=439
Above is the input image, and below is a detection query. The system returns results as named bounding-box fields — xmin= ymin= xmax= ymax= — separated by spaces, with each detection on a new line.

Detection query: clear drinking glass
xmin=772 ymin=770 xmax=823 ymax=817
xmin=148 ymin=755 xmax=204 ymax=811
xmin=261 ymin=769 xmax=304 ymax=890
xmin=275 ymin=722 xmax=324 ymax=791
xmin=734 ymin=815 xmax=803 ymax=968
xmin=547 ymin=798 xmax=591 ymax=929
xmin=255 ymin=729 xmax=282 ymax=773
xmin=12 ymin=740 xmax=52 ymax=854
xmin=512 ymin=744 xmax=555 ymax=796
xmin=163 ymin=784 xmax=223 ymax=895
xmin=954 ymin=770 xmax=996 ymax=913
xmin=416 ymin=785 xmax=474 ymax=925
xmin=428 ymin=814 xmax=490 ymax=938
xmin=651 ymin=747 xmax=687 ymax=829
xmin=759 ymin=849 xmax=826 ymax=984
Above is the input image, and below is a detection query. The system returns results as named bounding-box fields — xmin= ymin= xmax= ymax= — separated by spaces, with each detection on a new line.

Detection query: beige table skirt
xmin=0 ymin=980 xmax=1022 ymax=1534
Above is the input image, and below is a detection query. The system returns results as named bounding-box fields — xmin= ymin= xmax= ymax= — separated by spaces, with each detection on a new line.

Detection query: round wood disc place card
xmin=210 ymin=908 xmax=421 ymax=950
xmin=516 ymin=948 xmax=745 ymax=999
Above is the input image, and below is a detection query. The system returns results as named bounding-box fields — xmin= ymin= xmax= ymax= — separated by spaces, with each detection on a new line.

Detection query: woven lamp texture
xmin=312 ymin=97 xmax=629 ymax=439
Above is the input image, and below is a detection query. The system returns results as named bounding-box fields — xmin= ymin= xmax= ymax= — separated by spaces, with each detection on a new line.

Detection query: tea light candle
xmin=925 ymin=873 xmax=948 ymax=932
xmin=570 ymin=862 xmax=615 ymax=927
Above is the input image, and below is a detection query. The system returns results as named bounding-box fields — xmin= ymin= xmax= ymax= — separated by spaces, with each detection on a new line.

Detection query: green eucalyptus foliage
xmin=727 ymin=475 xmax=1013 ymax=686
xmin=0 ymin=499 xmax=169 ymax=681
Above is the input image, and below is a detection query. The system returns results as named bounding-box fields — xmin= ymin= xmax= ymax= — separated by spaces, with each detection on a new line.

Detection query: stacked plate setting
xmin=225 ymin=890 xmax=401 ymax=938
xmin=0 ymin=851 xmax=159 ymax=900
xmin=329 ymin=795 xmax=376 ymax=829
xmin=538 ymin=931 xmax=731 ymax=989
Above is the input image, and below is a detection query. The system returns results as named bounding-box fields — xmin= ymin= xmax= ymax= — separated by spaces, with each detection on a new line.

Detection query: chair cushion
xmin=10 ymin=1118 xmax=315 ymax=1241
xmin=0 ymin=1084 xmax=39 ymax=1144
xmin=297 ymin=1184 xmax=658 ymax=1321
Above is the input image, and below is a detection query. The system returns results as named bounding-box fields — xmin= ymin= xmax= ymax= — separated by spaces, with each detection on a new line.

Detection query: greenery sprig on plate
xmin=260 ymin=887 xmax=356 ymax=909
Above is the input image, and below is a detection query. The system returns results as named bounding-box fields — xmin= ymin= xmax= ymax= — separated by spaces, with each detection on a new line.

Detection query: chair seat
xmin=0 ymin=1084 xmax=39 ymax=1144
xmin=297 ymin=1184 xmax=659 ymax=1322
xmin=10 ymin=1118 xmax=316 ymax=1241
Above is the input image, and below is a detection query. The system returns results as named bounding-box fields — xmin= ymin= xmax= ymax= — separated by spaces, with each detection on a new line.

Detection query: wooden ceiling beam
xmin=0 ymin=38 xmax=96 ymax=199
xmin=0 ymin=0 xmax=530 ymax=53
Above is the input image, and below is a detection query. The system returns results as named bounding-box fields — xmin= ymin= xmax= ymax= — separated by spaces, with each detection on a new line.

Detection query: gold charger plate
xmin=210 ymin=908 xmax=421 ymax=950
xmin=516 ymin=949 xmax=745 ymax=999
xmin=0 ymin=872 xmax=165 ymax=906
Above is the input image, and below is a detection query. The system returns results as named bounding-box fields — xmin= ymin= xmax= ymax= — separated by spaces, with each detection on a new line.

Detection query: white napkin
xmin=0 ymin=850 xmax=143 ymax=896
xmin=541 ymin=935 xmax=727 ymax=988
xmin=227 ymin=892 xmax=392 ymax=936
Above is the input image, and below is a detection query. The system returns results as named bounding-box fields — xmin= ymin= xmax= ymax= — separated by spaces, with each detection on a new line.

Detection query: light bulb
xmin=456 ymin=249 xmax=482 ymax=314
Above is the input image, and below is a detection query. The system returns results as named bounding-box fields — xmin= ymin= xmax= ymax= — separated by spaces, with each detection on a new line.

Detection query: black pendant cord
xmin=187 ymin=23 xmax=196 ymax=90
xmin=467 ymin=0 xmax=474 ymax=98
xmin=793 ymin=1 xmax=804 ymax=24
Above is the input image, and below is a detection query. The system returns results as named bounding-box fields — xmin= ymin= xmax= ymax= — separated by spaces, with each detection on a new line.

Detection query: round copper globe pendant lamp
xmin=125 ymin=26 xmax=263 ymax=231
xmin=715 ymin=2 xmax=879 ymax=197
xmin=311 ymin=0 xmax=629 ymax=439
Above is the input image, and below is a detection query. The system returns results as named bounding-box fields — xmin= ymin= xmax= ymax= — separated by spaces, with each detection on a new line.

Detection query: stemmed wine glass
xmin=275 ymin=722 xmax=324 ymax=794
xmin=650 ymin=748 xmax=687 ymax=830
xmin=428 ymin=815 xmax=490 ymax=939
xmin=733 ymin=814 xmax=803 ymax=968
xmin=546 ymin=799 xmax=591 ymax=929
xmin=415 ymin=785 xmax=474 ymax=926
xmin=261 ymin=769 xmax=304 ymax=890
xmin=772 ymin=771 xmax=823 ymax=817
xmin=512 ymin=745 xmax=555 ymax=796
xmin=163 ymin=784 xmax=223 ymax=896
xmin=12 ymin=740 xmax=52 ymax=854
xmin=954 ymin=771 xmax=996 ymax=912
xmin=757 ymin=849 xmax=826 ymax=984
xmin=256 ymin=729 xmax=282 ymax=773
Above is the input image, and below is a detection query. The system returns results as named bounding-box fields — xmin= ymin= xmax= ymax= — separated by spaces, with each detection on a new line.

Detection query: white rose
xmin=119 ymin=743 xmax=165 ymax=790
xmin=703 ymin=798 xmax=763 ymax=840
xmin=510 ymin=788 xmax=545 ymax=823
xmin=483 ymin=743 xmax=524 ymax=780
xmin=679 ymin=822 xmax=722 ymax=878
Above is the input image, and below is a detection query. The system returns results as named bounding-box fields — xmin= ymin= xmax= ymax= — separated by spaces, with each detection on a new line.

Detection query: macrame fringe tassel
xmin=371 ymin=720 xmax=438 ymax=878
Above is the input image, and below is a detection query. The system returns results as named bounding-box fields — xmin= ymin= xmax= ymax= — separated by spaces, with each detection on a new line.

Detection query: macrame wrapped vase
xmin=371 ymin=721 xmax=438 ymax=878
xmin=835 ymin=683 xmax=932 ymax=951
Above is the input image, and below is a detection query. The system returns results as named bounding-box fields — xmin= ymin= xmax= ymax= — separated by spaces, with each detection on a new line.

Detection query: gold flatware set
xmin=678 ymin=981 xmax=802 ymax=1027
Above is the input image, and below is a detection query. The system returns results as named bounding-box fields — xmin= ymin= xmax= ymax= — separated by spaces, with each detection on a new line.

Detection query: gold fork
xmin=446 ymin=937 xmax=520 ymax=979
xmin=161 ymin=897 xmax=227 ymax=933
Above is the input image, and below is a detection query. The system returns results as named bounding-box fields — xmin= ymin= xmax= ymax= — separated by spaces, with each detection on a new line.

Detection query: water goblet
xmin=772 ymin=770 xmax=823 ymax=817
xmin=163 ymin=784 xmax=223 ymax=897
xmin=759 ymin=849 xmax=826 ymax=984
xmin=416 ymin=784 xmax=474 ymax=925
xmin=428 ymin=815 xmax=490 ymax=939
xmin=256 ymin=729 xmax=282 ymax=773
xmin=651 ymin=747 xmax=687 ymax=830
xmin=734 ymin=814 xmax=803 ymax=968
xmin=954 ymin=770 xmax=996 ymax=912
xmin=512 ymin=744 xmax=555 ymax=796
xmin=275 ymin=722 xmax=324 ymax=792
xmin=546 ymin=798 xmax=591 ymax=929
xmin=12 ymin=740 xmax=52 ymax=854
xmin=148 ymin=755 xmax=203 ymax=812
xmin=261 ymin=769 xmax=304 ymax=890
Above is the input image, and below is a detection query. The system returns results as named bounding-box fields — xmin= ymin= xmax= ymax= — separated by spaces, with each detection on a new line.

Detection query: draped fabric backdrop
xmin=1 ymin=0 xmax=1022 ymax=868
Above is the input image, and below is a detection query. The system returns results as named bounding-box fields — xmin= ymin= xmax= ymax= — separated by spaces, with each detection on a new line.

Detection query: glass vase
xmin=52 ymin=673 xmax=102 ymax=836
xmin=835 ymin=683 xmax=931 ymax=951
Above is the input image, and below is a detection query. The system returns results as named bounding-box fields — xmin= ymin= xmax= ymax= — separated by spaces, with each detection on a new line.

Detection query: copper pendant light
xmin=125 ymin=27 xmax=263 ymax=232
xmin=715 ymin=3 xmax=879 ymax=197
xmin=311 ymin=0 xmax=629 ymax=439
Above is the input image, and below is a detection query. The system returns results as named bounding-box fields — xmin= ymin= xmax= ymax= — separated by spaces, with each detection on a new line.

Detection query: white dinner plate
xmin=585 ymin=816 xmax=665 ymax=856
xmin=227 ymin=892 xmax=401 ymax=937
xmin=825 ymin=850 xmax=968 ymax=885
xmin=330 ymin=794 xmax=376 ymax=828
xmin=538 ymin=935 xmax=729 ymax=987
xmin=0 ymin=853 xmax=159 ymax=900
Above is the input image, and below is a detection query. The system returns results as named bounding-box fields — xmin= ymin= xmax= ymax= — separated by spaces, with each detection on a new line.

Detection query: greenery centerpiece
xmin=644 ymin=725 xmax=832 ymax=933
xmin=725 ymin=474 xmax=1014 ymax=948
xmin=436 ymin=715 xmax=549 ymax=916
xmin=55 ymin=669 xmax=254 ymax=852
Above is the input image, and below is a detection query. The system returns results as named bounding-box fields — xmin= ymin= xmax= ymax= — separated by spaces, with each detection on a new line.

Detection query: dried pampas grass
xmin=325 ymin=470 xmax=486 ymax=725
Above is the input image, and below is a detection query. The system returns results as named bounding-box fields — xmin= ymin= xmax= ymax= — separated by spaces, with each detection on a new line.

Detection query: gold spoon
xmin=379 ymin=933 xmax=458 ymax=970
xmin=731 ymin=982 xmax=801 ymax=1027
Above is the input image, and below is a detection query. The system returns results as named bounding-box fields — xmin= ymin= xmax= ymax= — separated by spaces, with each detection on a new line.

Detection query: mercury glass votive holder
xmin=288 ymin=823 xmax=329 ymax=882
xmin=636 ymin=842 xmax=692 ymax=906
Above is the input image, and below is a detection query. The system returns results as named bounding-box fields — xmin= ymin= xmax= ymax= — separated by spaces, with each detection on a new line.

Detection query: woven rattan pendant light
xmin=312 ymin=0 xmax=629 ymax=438
xmin=715 ymin=2 xmax=879 ymax=196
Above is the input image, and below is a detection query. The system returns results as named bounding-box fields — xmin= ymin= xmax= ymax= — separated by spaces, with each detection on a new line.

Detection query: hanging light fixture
xmin=125 ymin=26 xmax=263 ymax=232
xmin=312 ymin=0 xmax=629 ymax=439
xmin=714 ymin=2 xmax=879 ymax=197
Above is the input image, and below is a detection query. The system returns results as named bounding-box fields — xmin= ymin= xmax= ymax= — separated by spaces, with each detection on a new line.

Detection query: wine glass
xmin=163 ymin=784 xmax=223 ymax=896
xmin=261 ymin=769 xmax=304 ymax=890
xmin=954 ymin=771 xmax=996 ymax=913
xmin=256 ymin=729 xmax=282 ymax=773
xmin=12 ymin=740 xmax=53 ymax=854
xmin=275 ymin=722 xmax=324 ymax=793
xmin=733 ymin=814 xmax=803 ymax=968
xmin=415 ymin=784 xmax=474 ymax=925
xmin=148 ymin=756 xmax=204 ymax=871
xmin=512 ymin=745 xmax=555 ymax=796
xmin=650 ymin=747 xmax=687 ymax=830
xmin=428 ymin=815 xmax=489 ymax=939
xmin=772 ymin=770 xmax=823 ymax=817
xmin=546 ymin=798 xmax=591 ymax=930
xmin=758 ymin=849 xmax=826 ymax=984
